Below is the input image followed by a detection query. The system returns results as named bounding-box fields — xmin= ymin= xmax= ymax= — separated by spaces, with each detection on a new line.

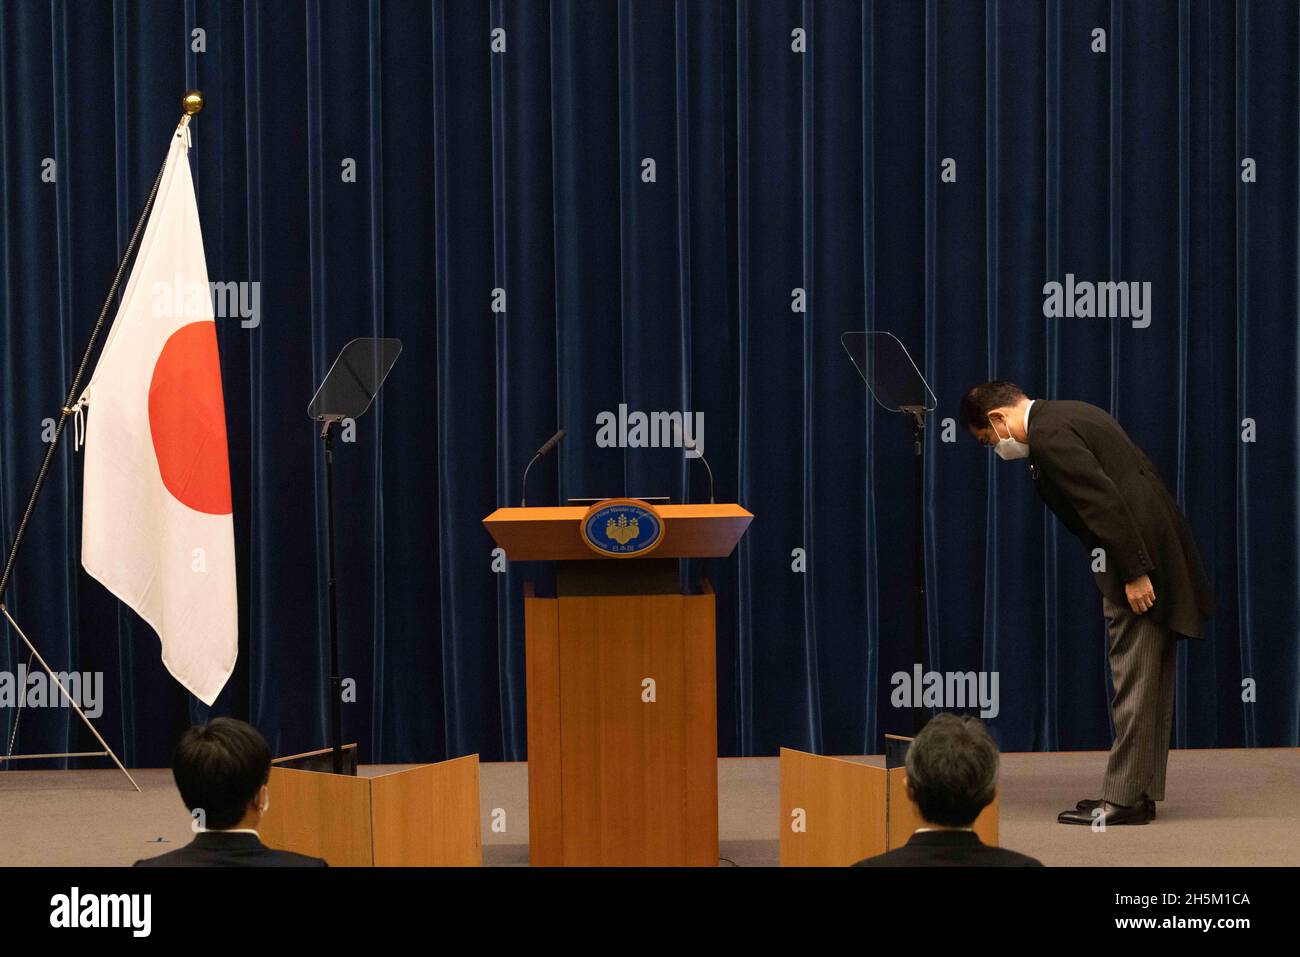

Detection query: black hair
xmin=904 ymin=713 xmax=1000 ymax=828
xmin=172 ymin=717 xmax=272 ymax=829
xmin=958 ymin=380 xmax=1026 ymax=432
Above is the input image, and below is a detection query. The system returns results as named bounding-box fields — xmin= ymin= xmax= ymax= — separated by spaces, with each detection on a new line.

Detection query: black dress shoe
xmin=1058 ymin=800 xmax=1152 ymax=826
xmin=1075 ymin=796 xmax=1156 ymax=819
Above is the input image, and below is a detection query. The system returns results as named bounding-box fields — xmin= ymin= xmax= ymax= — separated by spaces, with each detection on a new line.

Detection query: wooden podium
xmin=484 ymin=502 xmax=752 ymax=866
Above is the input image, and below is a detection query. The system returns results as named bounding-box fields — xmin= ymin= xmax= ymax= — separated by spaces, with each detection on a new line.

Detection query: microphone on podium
xmin=673 ymin=421 xmax=714 ymax=504
xmin=520 ymin=429 xmax=566 ymax=507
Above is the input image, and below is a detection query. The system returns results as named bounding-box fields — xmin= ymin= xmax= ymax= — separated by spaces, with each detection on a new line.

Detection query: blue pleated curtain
xmin=0 ymin=1 xmax=1295 ymax=768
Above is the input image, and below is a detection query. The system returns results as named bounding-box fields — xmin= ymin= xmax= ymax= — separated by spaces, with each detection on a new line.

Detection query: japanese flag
xmin=76 ymin=122 xmax=236 ymax=705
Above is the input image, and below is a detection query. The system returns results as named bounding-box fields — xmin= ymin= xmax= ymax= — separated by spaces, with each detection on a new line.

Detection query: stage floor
xmin=1 ymin=748 xmax=1295 ymax=866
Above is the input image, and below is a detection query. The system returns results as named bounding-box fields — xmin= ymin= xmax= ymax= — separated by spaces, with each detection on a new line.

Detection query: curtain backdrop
xmin=1 ymin=1 xmax=1296 ymax=768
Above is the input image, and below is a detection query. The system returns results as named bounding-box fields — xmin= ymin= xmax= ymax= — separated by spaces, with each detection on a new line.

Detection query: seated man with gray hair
xmin=854 ymin=713 xmax=1042 ymax=867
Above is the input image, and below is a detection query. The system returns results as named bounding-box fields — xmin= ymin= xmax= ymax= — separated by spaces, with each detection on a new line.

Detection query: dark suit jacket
xmin=133 ymin=831 xmax=327 ymax=867
xmin=1026 ymin=399 xmax=1214 ymax=638
xmin=853 ymin=829 xmax=1043 ymax=867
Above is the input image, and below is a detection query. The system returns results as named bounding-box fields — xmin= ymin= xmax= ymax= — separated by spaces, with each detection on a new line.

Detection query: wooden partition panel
xmin=262 ymin=756 xmax=482 ymax=867
xmin=777 ymin=750 xmax=1002 ymax=866
xmin=262 ymin=766 xmax=374 ymax=866
xmin=886 ymin=767 xmax=999 ymax=848
xmin=779 ymin=749 xmax=887 ymax=866
xmin=370 ymin=755 xmax=481 ymax=866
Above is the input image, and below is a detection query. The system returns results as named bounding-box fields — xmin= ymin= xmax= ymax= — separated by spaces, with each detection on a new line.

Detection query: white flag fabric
xmin=76 ymin=123 xmax=236 ymax=705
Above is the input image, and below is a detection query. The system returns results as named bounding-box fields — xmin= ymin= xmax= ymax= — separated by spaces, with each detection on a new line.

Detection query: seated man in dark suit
xmin=854 ymin=713 xmax=1042 ymax=867
xmin=135 ymin=717 xmax=326 ymax=867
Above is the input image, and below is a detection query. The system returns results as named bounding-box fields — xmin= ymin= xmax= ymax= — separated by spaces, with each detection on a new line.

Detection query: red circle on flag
xmin=148 ymin=321 xmax=232 ymax=515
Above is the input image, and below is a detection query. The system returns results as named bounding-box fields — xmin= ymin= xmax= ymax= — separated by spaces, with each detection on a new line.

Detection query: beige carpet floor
xmin=0 ymin=748 xmax=1295 ymax=866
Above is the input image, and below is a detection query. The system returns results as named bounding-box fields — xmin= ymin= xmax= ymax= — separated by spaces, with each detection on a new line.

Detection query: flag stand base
xmin=0 ymin=604 xmax=141 ymax=792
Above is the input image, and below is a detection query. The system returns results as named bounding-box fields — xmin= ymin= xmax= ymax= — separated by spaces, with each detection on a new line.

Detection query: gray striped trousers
xmin=1101 ymin=594 xmax=1179 ymax=806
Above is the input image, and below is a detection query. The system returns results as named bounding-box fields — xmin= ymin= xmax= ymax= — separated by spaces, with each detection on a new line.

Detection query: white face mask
xmin=989 ymin=415 xmax=1029 ymax=461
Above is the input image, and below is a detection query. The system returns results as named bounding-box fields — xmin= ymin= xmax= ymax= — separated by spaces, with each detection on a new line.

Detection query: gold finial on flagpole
xmin=180 ymin=90 xmax=205 ymax=128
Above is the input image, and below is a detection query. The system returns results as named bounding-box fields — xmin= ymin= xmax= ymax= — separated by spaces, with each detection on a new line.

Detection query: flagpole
xmin=0 ymin=91 xmax=204 ymax=790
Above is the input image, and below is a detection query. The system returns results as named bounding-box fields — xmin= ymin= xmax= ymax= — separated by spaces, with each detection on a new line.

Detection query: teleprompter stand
xmin=307 ymin=337 xmax=402 ymax=775
xmin=842 ymin=331 xmax=938 ymax=735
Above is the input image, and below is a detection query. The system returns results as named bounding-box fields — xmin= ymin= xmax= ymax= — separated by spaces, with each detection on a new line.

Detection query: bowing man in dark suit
xmin=854 ymin=713 xmax=1042 ymax=866
xmin=959 ymin=382 xmax=1215 ymax=826
xmin=135 ymin=717 xmax=326 ymax=867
